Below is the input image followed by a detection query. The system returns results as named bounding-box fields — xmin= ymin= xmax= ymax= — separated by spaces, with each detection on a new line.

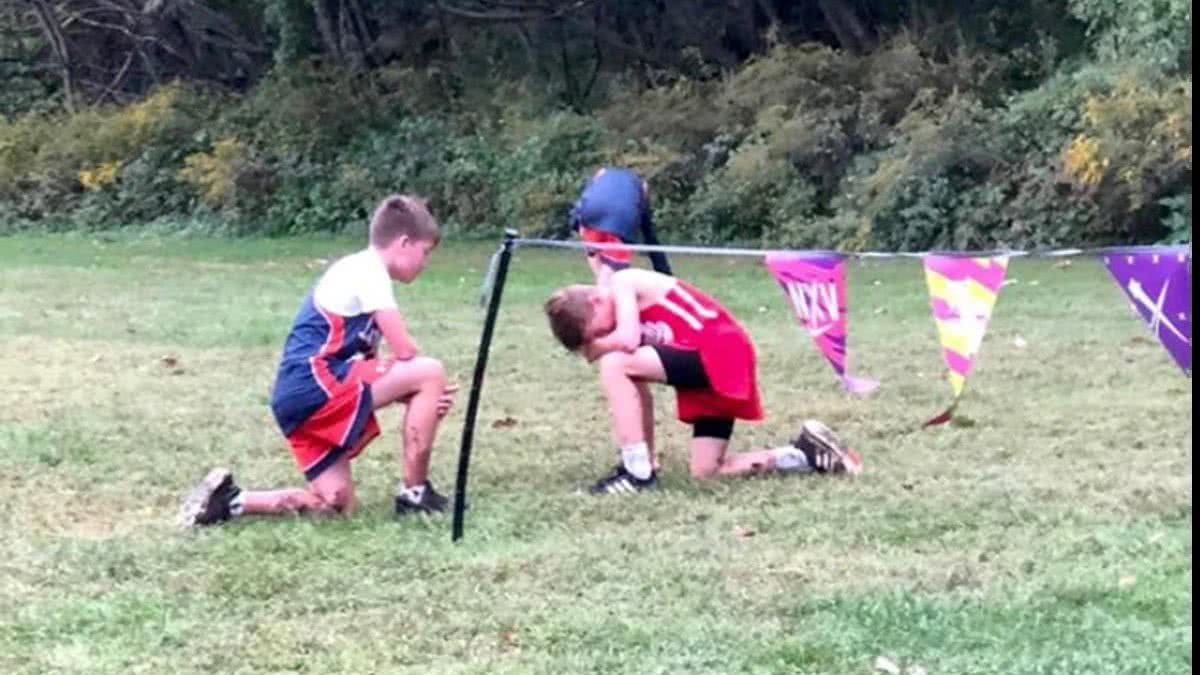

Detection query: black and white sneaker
xmin=792 ymin=420 xmax=863 ymax=475
xmin=179 ymin=467 xmax=242 ymax=528
xmin=588 ymin=464 xmax=658 ymax=495
xmin=395 ymin=480 xmax=449 ymax=515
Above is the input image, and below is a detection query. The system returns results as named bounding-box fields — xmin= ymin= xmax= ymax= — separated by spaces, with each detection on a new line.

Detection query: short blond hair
xmin=544 ymin=287 xmax=595 ymax=351
xmin=369 ymin=194 xmax=440 ymax=247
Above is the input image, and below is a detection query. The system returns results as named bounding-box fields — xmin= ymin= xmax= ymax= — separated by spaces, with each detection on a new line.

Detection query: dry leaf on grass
xmin=733 ymin=526 xmax=756 ymax=539
xmin=160 ymin=354 xmax=185 ymax=375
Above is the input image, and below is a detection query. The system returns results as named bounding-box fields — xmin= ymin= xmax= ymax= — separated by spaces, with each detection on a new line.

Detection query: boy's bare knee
xmin=410 ymin=356 xmax=447 ymax=388
xmin=598 ymin=351 xmax=631 ymax=379
xmin=690 ymin=460 xmax=720 ymax=480
xmin=313 ymin=485 xmax=353 ymax=512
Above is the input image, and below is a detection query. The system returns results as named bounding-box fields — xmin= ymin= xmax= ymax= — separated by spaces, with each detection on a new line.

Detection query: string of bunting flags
xmin=497 ymin=238 xmax=1192 ymax=427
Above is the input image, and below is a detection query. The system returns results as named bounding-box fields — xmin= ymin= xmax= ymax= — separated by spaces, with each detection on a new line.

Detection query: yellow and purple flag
xmin=923 ymin=255 xmax=1009 ymax=426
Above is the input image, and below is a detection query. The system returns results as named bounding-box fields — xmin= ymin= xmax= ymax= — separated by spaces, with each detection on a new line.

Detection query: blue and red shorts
xmin=285 ymin=358 xmax=391 ymax=481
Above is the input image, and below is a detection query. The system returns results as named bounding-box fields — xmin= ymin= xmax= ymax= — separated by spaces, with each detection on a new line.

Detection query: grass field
xmin=0 ymin=233 xmax=1190 ymax=675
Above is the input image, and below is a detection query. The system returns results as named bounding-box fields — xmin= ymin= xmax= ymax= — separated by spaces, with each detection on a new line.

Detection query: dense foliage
xmin=0 ymin=0 xmax=1190 ymax=248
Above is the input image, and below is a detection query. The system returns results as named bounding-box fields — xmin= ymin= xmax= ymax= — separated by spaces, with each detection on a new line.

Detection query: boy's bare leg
xmin=689 ymin=438 xmax=782 ymax=479
xmin=368 ymin=356 xmax=449 ymax=488
xmin=598 ymin=348 xmax=667 ymax=443
xmin=689 ymin=421 xmax=864 ymax=480
xmin=240 ymin=461 xmax=353 ymax=515
xmin=180 ymin=464 xmax=338 ymax=528
xmin=635 ymin=381 xmax=658 ymax=468
xmin=592 ymin=348 xmax=667 ymax=486
xmin=237 ymin=456 xmax=356 ymax=516
xmin=239 ymin=488 xmax=328 ymax=515
xmin=181 ymin=358 xmax=455 ymax=527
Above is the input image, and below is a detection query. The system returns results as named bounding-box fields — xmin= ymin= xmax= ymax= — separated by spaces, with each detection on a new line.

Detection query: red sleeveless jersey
xmin=639 ymin=281 xmax=764 ymax=422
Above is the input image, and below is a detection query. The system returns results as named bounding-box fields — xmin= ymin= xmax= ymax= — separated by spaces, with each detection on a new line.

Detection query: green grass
xmin=0 ymin=233 xmax=1190 ymax=675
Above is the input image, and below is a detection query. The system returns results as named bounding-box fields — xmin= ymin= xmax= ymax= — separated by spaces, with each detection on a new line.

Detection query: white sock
xmin=771 ymin=446 xmax=812 ymax=473
xmin=621 ymin=442 xmax=653 ymax=480
xmin=399 ymin=482 xmax=426 ymax=502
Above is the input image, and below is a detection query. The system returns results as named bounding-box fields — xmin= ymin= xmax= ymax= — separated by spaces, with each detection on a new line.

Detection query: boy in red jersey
xmin=544 ymin=268 xmax=862 ymax=494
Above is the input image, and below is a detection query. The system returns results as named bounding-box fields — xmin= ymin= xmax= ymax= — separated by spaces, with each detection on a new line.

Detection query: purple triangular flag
xmin=765 ymin=252 xmax=878 ymax=395
xmin=1103 ymin=247 xmax=1191 ymax=376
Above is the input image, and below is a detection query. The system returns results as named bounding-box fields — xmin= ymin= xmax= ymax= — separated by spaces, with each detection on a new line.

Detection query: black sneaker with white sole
xmin=179 ymin=467 xmax=242 ymax=528
xmin=395 ymin=480 xmax=450 ymax=515
xmin=589 ymin=464 xmax=658 ymax=495
xmin=792 ymin=420 xmax=863 ymax=475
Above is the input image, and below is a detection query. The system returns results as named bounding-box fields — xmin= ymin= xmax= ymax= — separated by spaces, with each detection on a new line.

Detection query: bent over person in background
xmin=569 ymin=166 xmax=673 ymax=285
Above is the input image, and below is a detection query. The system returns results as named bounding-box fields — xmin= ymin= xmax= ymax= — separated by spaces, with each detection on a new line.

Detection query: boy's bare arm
xmin=591 ymin=258 xmax=615 ymax=286
xmin=374 ymin=307 xmax=419 ymax=360
xmin=588 ymin=272 xmax=642 ymax=355
xmin=582 ymin=337 xmax=624 ymax=362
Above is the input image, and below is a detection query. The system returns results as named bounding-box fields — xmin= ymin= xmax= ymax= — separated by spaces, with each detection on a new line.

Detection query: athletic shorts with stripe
xmin=274 ymin=358 xmax=391 ymax=481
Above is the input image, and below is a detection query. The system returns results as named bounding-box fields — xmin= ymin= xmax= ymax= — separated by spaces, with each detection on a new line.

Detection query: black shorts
xmin=652 ymin=346 xmax=735 ymax=440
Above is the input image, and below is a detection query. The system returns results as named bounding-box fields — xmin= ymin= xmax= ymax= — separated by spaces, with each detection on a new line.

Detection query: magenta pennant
xmin=1103 ymin=247 xmax=1191 ymax=376
xmin=765 ymin=252 xmax=878 ymax=395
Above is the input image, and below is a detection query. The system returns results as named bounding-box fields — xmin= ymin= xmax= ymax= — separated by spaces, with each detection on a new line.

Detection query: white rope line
xmin=511 ymin=237 xmax=1190 ymax=260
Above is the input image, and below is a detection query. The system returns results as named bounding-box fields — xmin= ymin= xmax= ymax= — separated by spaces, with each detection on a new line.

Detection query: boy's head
xmin=543 ymin=284 xmax=616 ymax=351
xmin=369 ymin=194 xmax=440 ymax=282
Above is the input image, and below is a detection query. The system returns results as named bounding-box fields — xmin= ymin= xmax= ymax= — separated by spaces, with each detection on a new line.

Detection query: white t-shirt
xmin=313 ymin=247 xmax=398 ymax=317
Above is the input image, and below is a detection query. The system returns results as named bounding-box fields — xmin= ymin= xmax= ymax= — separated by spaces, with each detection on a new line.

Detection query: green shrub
xmin=1069 ymin=0 xmax=1192 ymax=72
xmin=1051 ymin=67 xmax=1191 ymax=243
xmin=0 ymin=83 xmax=211 ymax=227
xmin=0 ymin=21 xmax=1187 ymax=250
xmin=599 ymin=75 xmax=722 ymax=150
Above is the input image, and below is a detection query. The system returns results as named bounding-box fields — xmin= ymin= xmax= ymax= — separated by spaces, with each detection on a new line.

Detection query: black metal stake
xmin=452 ymin=229 xmax=518 ymax=542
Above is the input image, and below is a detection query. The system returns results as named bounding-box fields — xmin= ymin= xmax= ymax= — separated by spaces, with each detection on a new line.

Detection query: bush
xmin=0 ymin=23 xmax=1188 ymax=249
xmin=0 ymin=83 xmax=211 ymax=227
xmin=1057 ymin=68 xmax=1190 ymax=242
xmin=1069 ymin=0 xmax=1192 ymax=72
xmin=599 ymin=75 xmax=722 ymax=150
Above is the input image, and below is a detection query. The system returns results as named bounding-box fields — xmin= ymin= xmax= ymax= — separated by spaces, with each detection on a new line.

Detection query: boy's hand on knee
xmin=436 ymin=384 xmax=458 ymax=418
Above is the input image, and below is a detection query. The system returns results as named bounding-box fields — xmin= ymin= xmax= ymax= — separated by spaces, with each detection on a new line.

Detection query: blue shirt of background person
xmin=568 ymin=166 xmax=673 ymax=277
